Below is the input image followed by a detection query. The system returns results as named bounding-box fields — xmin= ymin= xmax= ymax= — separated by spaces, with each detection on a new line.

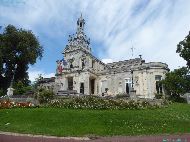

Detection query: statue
xmin=7 ymin=88 xmax=14 ymax=96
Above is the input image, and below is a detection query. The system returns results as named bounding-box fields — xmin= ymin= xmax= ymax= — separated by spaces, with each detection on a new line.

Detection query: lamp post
xmin=131 ymin=69 xmax=134 ymax=89
xmin=7 ymin=64 xmax=17 ymax=97
xmin=10 ymin=64 xmax=17 ymax=88
xmin=130 ymin=66 xmax=136 ymax=99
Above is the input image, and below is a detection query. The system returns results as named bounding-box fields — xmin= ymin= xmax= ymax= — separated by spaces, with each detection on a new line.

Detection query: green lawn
xmin=0 ymin=103 xmax=190 ymax=137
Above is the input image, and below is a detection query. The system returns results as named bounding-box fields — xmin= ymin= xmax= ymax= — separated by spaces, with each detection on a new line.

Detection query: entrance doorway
xmin=126 ymin=83 xmax=130 ymax=94
xmin=125 ymin=78 xmax=132 ymax=94
xmin=156 ymin=81 xmax=163 ymax=94
xmin=90 ymin=78 xmax=95 ymax=94
xmin=68 ymin=77 xmax=73 ymax=90
xmin=80 ymin=83 xmax=84 ymax=94
xmin=155 ymin=75 xmax=162 ymax=94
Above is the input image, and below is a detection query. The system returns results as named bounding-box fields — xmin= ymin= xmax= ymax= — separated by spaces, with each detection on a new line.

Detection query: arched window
xmin=70 ymin=59 xmax=74 ymax=68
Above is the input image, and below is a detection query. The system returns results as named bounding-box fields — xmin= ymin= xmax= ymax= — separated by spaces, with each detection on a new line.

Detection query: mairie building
xmin=39 ymin=15 xmax=169 ymax=99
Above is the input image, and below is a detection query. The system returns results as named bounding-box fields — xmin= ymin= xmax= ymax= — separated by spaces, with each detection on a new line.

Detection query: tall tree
xmin=162 ymin=31 xmax=190 ymax=102
xmin=162 ymin=67 xmax=190 ymax=99
xmin=177 ymin=31 xmax=190 ymax=67
xmin=0 ymin=25 xmax=43 ymax=91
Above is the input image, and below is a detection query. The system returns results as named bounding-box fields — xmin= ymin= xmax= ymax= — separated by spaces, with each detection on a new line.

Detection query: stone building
xmin=43 ymin=15 xmax=169 ymax=99
xmin=38 ymin=77 xmax=55 ymax=91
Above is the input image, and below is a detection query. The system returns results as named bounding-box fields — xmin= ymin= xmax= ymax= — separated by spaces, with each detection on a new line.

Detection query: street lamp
xmin=10 ymin=64 xmax=17 ymax=88
xmin=131 ymin=69 xmax=134 ymax=89
xmin=7 ymin=64 xmax=17 ymax=97
xmin=130 ymin=66 xmax=136 ymax=99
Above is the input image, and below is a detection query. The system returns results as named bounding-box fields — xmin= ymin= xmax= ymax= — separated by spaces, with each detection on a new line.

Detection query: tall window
xmin=70 ymin=60 xmax=74 ymax=68
xmin=81 ymin=59 xmax=85 ymax=69
xmin=92 ymin=60 xmax=95 ymax=68
xmin=125 ymin=78 xmax=132 ymax=94
xmin=155 ymin=75 xmax=162 ymax=94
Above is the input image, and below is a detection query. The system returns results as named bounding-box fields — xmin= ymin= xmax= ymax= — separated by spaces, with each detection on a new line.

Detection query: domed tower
xmin=63 ymin=14 xmax=91 ymax=54
xmin=77 ymin=14 xmax=85 ymax=33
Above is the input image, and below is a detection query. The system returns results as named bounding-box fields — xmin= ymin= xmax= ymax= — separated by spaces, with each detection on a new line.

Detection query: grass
xmin=0 ymin=103 xmax=190 ymax=137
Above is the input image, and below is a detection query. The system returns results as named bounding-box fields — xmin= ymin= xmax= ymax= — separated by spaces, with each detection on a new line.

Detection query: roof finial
xmin=80 ymin=12 xmax=83 ymax=21
xmin=131 ymin=40 xmax=135 ymax=58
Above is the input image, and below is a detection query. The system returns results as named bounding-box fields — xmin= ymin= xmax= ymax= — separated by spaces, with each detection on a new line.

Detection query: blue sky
xmin=0 ymin=0 xmax=190 ymax=81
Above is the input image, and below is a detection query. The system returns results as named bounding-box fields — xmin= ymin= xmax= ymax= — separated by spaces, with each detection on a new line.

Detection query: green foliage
xmin=155 ymin=93 xmax=163 ymax=99
xmin=37 ymin=88 xmax=54 ymax=104
xmin=32 ymin=74 xmax=43 ymax=89
xmin=0 ymin=88 xmax=4 ymax=97
xmin=177 ymin=31 xmax=190 ymax=67
xmin=162 ymin=67 xmax=190 ymax=102
xmin=0 ymin=25 xmax=43 ymax=91
xmin=115 ymin=93 xmax=129 ymax=99
xmin=13 ymin=81 xmax=33 ymax=95
xmin=0 ymin=103 xmax=189 ymax=136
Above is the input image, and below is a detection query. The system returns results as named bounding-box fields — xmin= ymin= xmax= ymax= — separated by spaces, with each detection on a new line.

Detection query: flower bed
xmin=48 ymin=96 xmax=171 ymax=110
xmin=0 ymin=100 xmax=35 ymax=109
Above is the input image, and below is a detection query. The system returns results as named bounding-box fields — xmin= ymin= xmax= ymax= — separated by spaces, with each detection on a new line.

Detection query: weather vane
xmin=131 ymin=41 xmax=135 ymax=58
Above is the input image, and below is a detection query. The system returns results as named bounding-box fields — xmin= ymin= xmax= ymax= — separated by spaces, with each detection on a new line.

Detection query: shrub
xmin=168 ymin=94 xmax=187 ymax=103
xmin=155 ymin=93 xmax=163 ymax=99
xmin=37 ymin=88 xmax=54 ymax=104
xmin=13 ymin=81 xmax=33 ymax=95
xmin=48 ymin=96 xmax=168 ymax=110
xmin=0 ymin=100 xmax=35 ymax=109
xmin=115 ymin=93 xmax=129 ymax=99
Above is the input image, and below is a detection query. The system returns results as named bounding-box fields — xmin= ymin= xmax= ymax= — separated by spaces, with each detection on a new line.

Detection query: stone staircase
xmin=56 ymin=90 xmax=78 ymax=96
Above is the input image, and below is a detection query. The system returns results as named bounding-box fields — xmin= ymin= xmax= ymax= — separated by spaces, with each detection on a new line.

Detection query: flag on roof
xmin=60 ymin=58 xmax=67 ymax=65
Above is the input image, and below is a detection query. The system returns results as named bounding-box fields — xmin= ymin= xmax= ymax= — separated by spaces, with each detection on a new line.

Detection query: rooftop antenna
xmin=131 ymin=40 xmax=135 ymax=58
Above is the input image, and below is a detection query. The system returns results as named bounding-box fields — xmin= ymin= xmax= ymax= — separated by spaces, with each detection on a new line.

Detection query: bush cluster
xmin=35 ymin=88 xmax=54 ymax=104
xmin=13 ymin=81 xmax=33 ymax=95
xmin=48 ymin=96 xmax=169 ymax=110
xmin=0 ymin=89 xmax=4 ymax=97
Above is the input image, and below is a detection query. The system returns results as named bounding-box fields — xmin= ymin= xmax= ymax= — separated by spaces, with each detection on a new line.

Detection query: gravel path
xmin=0 ymin=132 xmax=190 ymax=142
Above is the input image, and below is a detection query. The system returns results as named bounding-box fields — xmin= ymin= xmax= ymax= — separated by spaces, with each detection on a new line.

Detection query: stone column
xmin=62 ymin=77 xmax=68 ymax=90
xmin=94 ymin=79 xmax=97 ymax=95
xmin=84 ymin=74 xmax=89 ymax=95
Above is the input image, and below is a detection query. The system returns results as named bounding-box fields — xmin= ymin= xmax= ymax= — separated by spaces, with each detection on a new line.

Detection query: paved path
xmin=0 ymin=132 xmax=190 ymax=142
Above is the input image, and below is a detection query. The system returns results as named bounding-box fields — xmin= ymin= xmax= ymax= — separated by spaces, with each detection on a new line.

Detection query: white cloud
xmin=1 ymin=0 xmax=190 ymax=72
xmin=86 ymin=0 xmax=190 ymax=70
xmin=28 ymin=70 xmax=54 ymax=82
xmin=102 ymin=59 xmax=113 ymax=64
